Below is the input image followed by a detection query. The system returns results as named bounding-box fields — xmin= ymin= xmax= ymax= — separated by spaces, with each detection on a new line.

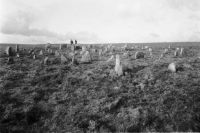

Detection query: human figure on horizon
xmin=70 ymin=39 xmax=74 ymax=45
xmin=75 ymin=40 xmax=77 ymax=45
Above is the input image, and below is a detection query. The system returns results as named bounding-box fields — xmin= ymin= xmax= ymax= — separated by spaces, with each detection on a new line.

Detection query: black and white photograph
xmin=0 ymin=0 xmax=200 ymax=132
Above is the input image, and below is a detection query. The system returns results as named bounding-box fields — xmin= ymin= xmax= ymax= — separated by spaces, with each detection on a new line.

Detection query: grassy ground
xmin=0 ymin=43 xmax=200 ymax=132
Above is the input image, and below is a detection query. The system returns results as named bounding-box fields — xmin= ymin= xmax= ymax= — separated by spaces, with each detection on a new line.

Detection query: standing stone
xmin=61 ymin=54 xmax=68 ymax=64
xmin=174 ymin=49 xmax=179 ymax=57
xmin=135 ymin=51 xmax=145 ymax=59
xmin=33 ymin=54 xmax=36 ymax=59
xmin=168 ymin=63 xmax=176 ymax=72
xmin=71 ymin=45 xmax=75 ymax=52
xmin=55 ymin=50 xmax=60 ymax=56
xmin=5 ymin=46 xmax=13 ymax=56
xmin=39 ymin=50 xmax=43 ymax=55
xmin=59 ymin=44 xmax=62 ymax=50
xmin=44 ymin=57 xmax=49 ymax=65
xmin=15 ymin=45 xmax=19 ymax=52
xmin=180 ymin=48 xmax=184 ymax=56
xmin=16 ymin=53 xmax=20 ymax=58
xmin=114 ymin=54 xmax=123 ymax=76
xmin=81 ymin=51 xmax=92 ymax=63
xmin=99 ymin=49 xmax=102 ymax=56
xmin=164 ymin=48 xmax=168 ymax=54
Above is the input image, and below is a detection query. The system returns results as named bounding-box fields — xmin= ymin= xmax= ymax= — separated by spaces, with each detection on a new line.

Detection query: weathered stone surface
xmin=115 ymin=54 xmax=123 ymax=76
xmin=61 ymin=55 xmax=68 ymax=64
xmin=5 ymin=46 xmax=13 ymax=56
xmin=81 ymin=51 xmax=92 ymax=63
xmin=168 ymin=62 xmax=176 ymax=72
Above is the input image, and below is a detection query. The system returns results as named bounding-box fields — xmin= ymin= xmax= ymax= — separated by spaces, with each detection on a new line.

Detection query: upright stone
xmin=15 ymin=45 xmax=19 ymax=52
xmin=44 ymin=57 xmax=49 ymax=65
xmin=39 ymin=50 xmax=43 ymax=55
xmin=81 ymin=51 xmax=92 ymax=63
xmin=114 ymin=54 xmax=123 ymax=76
xmin=59 ymin=44 xmax=62 ymax=50
xmin=61 ymin=54 xmax=68 ymax=64
xmin=5 ymin=46 xmax=13 ymax=56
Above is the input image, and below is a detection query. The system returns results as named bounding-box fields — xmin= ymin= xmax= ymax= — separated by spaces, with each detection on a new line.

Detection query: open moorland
xmin=0 ymin=42 xmax=200 ymax=132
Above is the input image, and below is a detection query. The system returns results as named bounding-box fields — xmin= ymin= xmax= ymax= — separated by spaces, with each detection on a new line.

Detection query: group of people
xmin=70 ymin=39 xmax=78 ymax=45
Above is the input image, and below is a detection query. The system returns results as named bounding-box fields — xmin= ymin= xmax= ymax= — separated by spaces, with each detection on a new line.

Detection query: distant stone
xmin=81 ymin=51 xmax=92 ymax=63
xmin=55 ymin=50 xmax=60 ymax=56
xmin=135 ymin=51 xmax=145 ymax=59
xmin=39 ymin=50 xmax=43 ymax=55
xmin=164 ymin=48 xmax=168 ymax=54
xmin=106 ymin=55 xmax=114 ymax=62
xmin=61 ymin=54 xmax=68 ymax=64
xmin=44 ymin=57 xmax=49 ymax=65
xmin=16 ymin=53 xmax=20 ymax=58
xmin=168 ymin=63 xmax=176 ymax=72
xmin=99 ymin=49 xmax=103 ymax=56
xmin=174 ymin=50 xmax=179 ymax=57
xmin=15 ymin=45 xmax=19 ymax=52
xmin=33 ymin=54 xmax=36 ymax=59
xmin=180 ymin=48 xmax=184 ymax=56
xmin=5 ymin=46 xmax=13 ymax=56
xmin=59 ymin=44 xmax=62 ymax=50
xmin=115 ymin=54 xmax=123 ymax=76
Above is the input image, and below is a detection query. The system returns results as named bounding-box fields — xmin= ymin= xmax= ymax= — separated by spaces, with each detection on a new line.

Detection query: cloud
xmin=0 ymin=10 xmax=99 ymax=43
xmin=150 ymin=33 xmax=160 ymax=38
xmin=166 ymin=0 xmax=200 ymax=11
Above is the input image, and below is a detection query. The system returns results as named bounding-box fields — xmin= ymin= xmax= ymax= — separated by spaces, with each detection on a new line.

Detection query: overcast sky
xmin=0 ymin=0 xmax=200 ymax=44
